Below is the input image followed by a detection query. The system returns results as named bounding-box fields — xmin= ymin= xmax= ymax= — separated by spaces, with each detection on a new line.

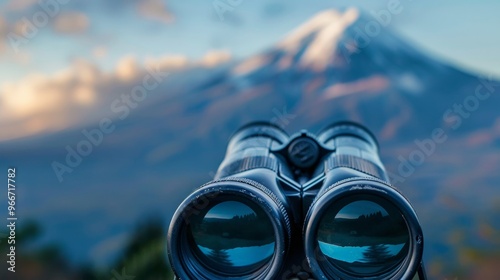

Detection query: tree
xmin=208 ymin=248 xmax=233 ymax=267
xmin=111 ymin=216 xmax=173 ymax=280
xmin=362 ymin=244 xmax=391 ymax=263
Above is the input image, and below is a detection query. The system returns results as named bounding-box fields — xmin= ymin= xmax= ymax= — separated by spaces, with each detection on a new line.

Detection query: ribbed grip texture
xmin=217 ymin=156 xmax=278 ymax=178
xmin=325 ymin=154 xmax=386 ymax=180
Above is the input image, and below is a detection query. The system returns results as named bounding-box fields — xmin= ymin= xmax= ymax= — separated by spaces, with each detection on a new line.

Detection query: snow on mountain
xmin=230 ymin=6 xmax=467 ymax=101
xmin=277 ymin=9 xmax=359 ymax=71
xmin=1 ymin=8 xmax=499 ymax=275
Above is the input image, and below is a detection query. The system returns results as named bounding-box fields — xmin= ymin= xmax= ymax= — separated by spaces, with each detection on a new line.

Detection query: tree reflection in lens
xmin=190 ymin=201 xmax=275 ymax=273
xmin=317 ymin=198 xmax=409 ymax=276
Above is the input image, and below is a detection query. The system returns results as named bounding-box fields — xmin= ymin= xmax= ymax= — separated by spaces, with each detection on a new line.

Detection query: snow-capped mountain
xmin=187 ymin=8 xmax=497 ymax=142
xmin=1 ymin=8 xmax=499 ymax=277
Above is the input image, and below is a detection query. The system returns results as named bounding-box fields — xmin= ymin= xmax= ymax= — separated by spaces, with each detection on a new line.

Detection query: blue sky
xmin=0 ymin=1 xmax=498 ymax=271
xmin=1 ymin=0 xmax=499 ymax=84
xmin=0 ymin=0 xmax=499 ymax=141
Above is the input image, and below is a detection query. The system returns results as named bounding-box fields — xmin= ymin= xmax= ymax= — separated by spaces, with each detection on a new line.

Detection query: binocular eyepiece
xmin=167 ymin=122 xmax=426 ymax=280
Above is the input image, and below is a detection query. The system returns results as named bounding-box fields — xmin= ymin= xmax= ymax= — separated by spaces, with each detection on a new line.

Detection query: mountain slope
xmin=0 ymin=8 xmax=499 ymax=278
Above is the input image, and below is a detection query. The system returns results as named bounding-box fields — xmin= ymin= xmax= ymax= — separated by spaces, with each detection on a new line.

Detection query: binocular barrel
xmin=167 ymin=122 xmax=425 ymax=280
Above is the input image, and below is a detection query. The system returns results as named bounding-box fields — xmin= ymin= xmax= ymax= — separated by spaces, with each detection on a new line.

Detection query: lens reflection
xmin=317 ymin=197 xmax=409 ymax=276
xmin=190 ymin=201 xmax=275 ymax=273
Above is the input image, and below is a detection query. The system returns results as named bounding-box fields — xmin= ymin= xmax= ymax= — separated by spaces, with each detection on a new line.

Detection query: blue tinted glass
xmin=317 ymin=198 xmax=409 ymax=276
xmin=190 ymin=201 xmax=275 ymax=272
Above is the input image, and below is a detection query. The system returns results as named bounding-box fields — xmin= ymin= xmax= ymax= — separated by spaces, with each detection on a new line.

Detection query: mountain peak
xmin=233 ymin=7 xmax=433 ymax=78
xmin=276 ymin=8 xmax=360 ymax=71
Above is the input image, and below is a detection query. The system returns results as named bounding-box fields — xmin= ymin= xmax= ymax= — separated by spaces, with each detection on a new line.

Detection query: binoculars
xmin=167 ymin=122 xmax=426 ymax=280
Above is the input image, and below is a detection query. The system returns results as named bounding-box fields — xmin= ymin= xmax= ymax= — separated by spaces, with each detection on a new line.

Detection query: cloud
xmin=0 ymin=4 xmax=91 ymax=50
xmin=0 ymin=16 xmax=31 ymax=56
xmin=116 ymin=55 xmax=141 ymax=81
xmin=92 ymin=46 xmax=108 ymax=59
xmin=199 ymin=50 xmax=231 ymax=67
xmin=0 ymin=60 xmax=101 ymax=140
xmin=52 ymin=11 xmax=90 ymax=34
xmin=0 ymin=57 xmax=132 ymax=140
xmin=3 ymin=0 xmax=38 ymax=12
xmin=136 ymin=0 xmax=174 ymax=23
xmin=0 ymin=0 xmax=174 ymax=55
xmin=0 ymin=10 xmax=89 ymax=56
xmin=232 ymin=54 xmax=270 ymax=75
xmin=0 ymin=17 xmax=9 ymax=53
xmin=145 ymin=54 xmax=190 ymax=71
xmin=0 ymin=49 xmax=231 ymax=141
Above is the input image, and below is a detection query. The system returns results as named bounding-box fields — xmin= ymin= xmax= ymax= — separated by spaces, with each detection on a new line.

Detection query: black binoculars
xmin=167 ymin=121 xmax=426 ymax=280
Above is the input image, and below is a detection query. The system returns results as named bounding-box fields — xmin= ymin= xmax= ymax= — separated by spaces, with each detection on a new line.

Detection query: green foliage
xmin=1 ymin=218 xmax=175 ymax=280
xmin=110 ymin=216 xmax=173 ymax=280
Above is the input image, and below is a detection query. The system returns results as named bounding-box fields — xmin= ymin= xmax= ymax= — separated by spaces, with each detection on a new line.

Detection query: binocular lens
xmin=317 ymin=196 xmax=409 ymax=276
xmin=189 ymin=200 xmax=276 ymax=273
xmin=169 ymin=122 xmax=425 ymax=279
